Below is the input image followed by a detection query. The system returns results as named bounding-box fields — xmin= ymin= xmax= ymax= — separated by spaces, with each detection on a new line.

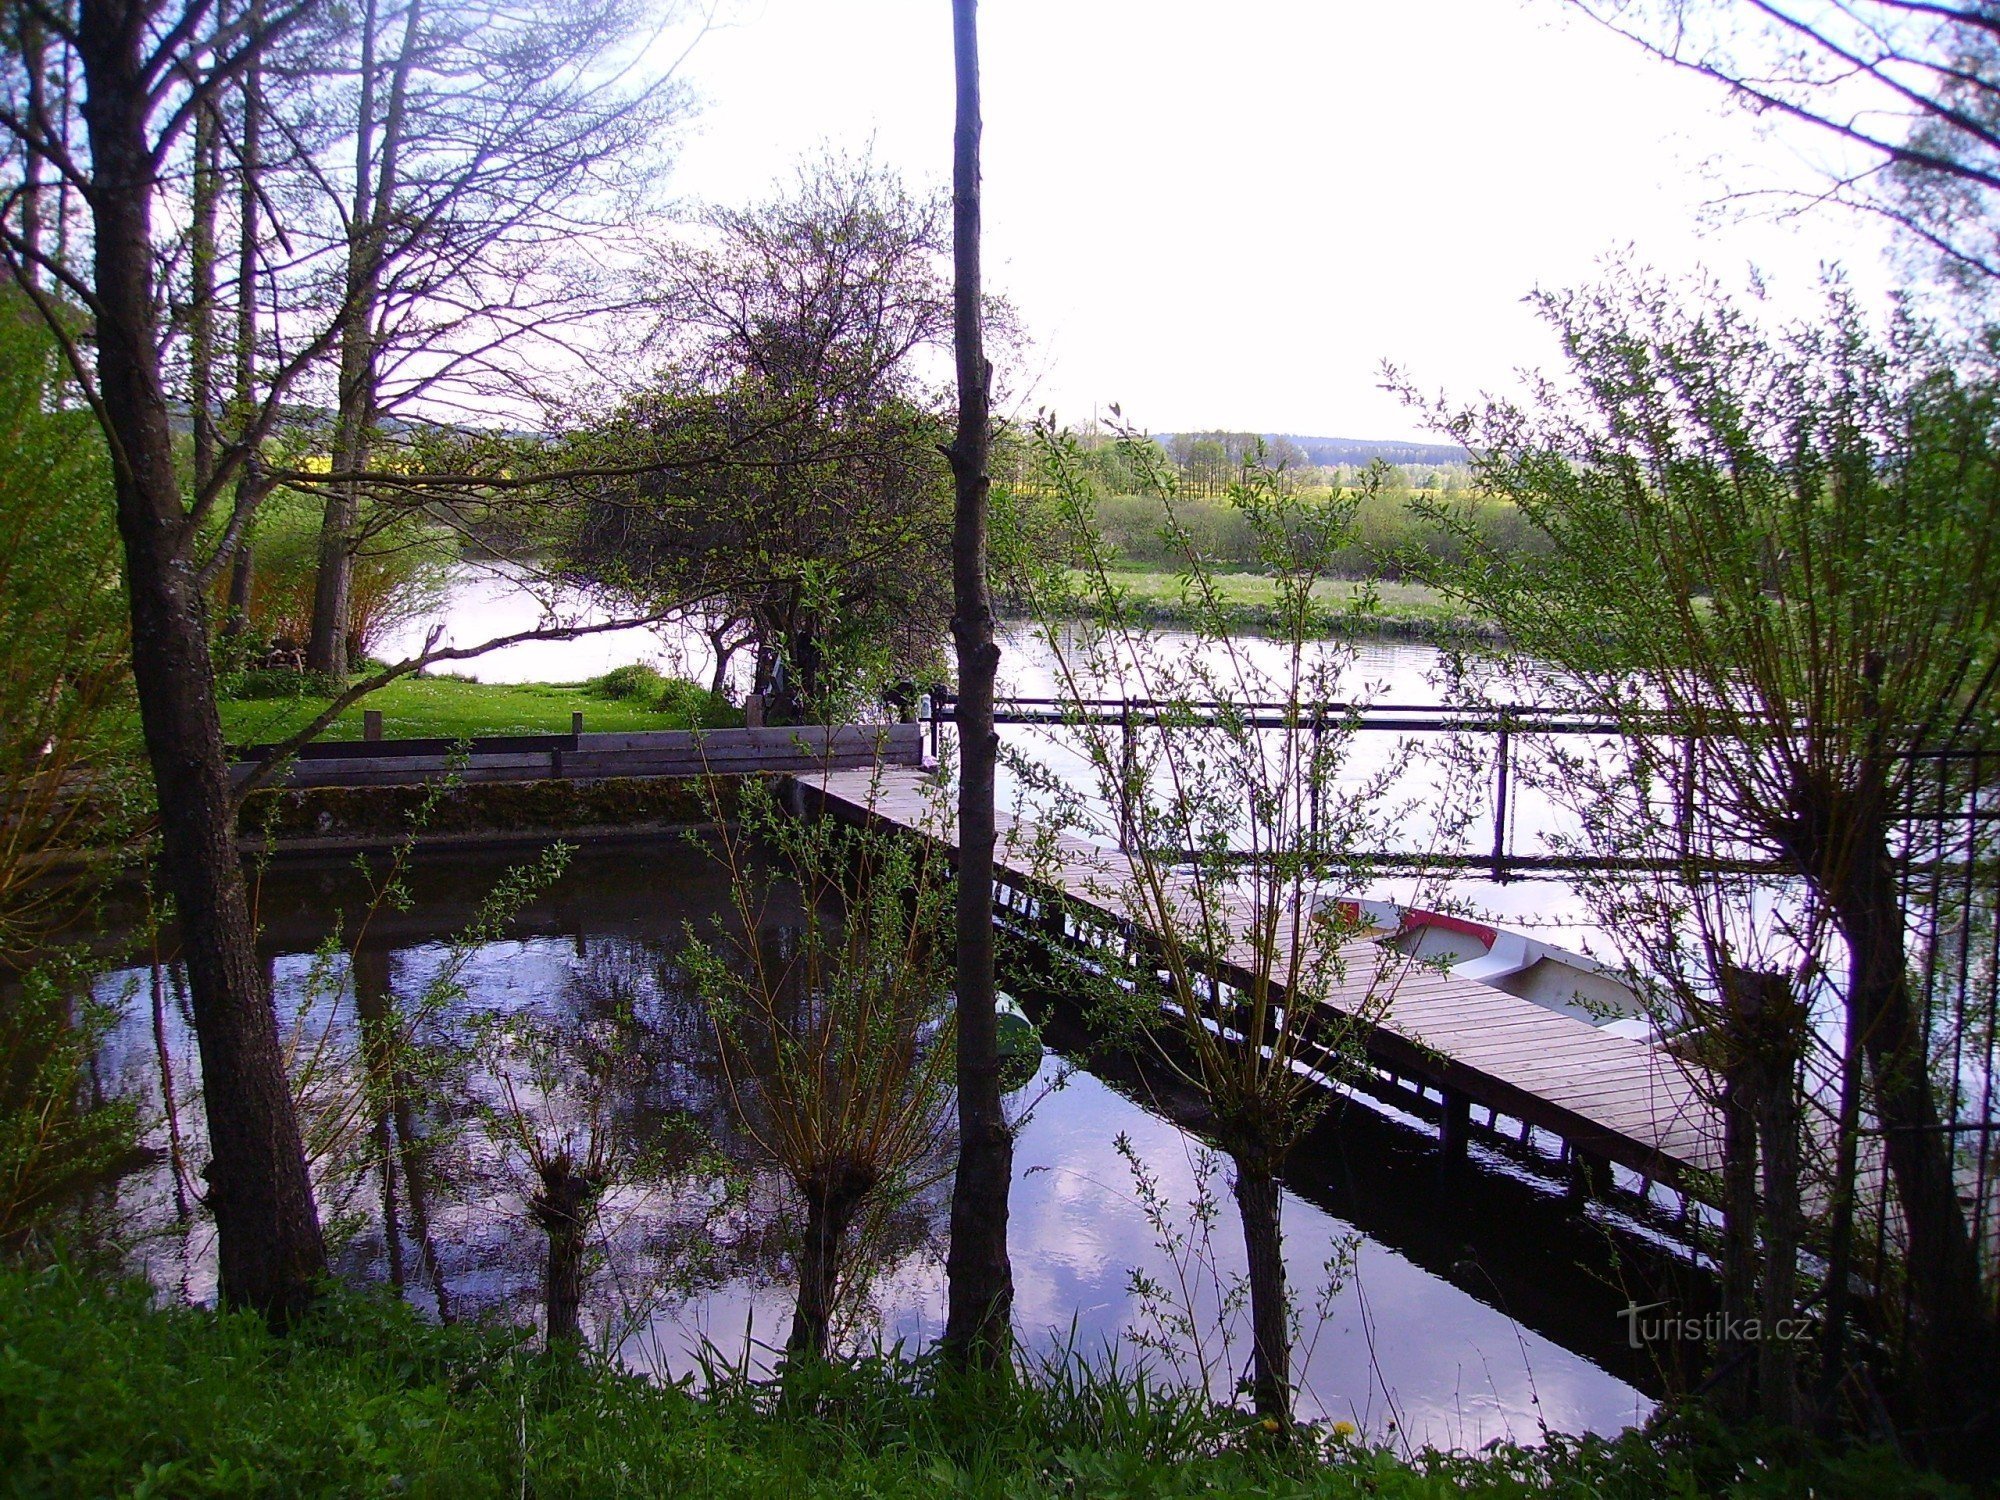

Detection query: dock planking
xmin=798 ymin=764 xmax=1725 ymax=1198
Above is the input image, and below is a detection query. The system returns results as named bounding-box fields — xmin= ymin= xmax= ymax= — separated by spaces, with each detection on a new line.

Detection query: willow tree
xmin=688 ymin=777 xmax=957 ymax=1364
xmin=1401 ymin=271 xmax=2000 ymax=1454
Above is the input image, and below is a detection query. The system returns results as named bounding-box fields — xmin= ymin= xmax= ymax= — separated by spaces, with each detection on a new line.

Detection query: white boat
xmin=1350 ymin=900 xmax=1658 ymax=1041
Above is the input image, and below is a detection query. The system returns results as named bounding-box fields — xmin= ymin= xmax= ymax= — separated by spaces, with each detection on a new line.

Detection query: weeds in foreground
xmin=0 ymin=1258 xmax=1967 ymax=1498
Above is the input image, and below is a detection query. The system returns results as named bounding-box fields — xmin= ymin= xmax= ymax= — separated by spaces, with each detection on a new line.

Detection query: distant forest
xmin=1155 ymin=431 xmax=1471 ymax=468
xmin=1120 ymin=430 xmax=1474 ymax=498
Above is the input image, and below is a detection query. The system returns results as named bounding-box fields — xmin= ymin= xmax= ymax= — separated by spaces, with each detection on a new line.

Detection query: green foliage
xmin=558 ymin=380 xmax=952 ymax=719
xmin=0 ymin=302 xmax=143 ymax=953
xmin=587 ymin=662 xmax=670 ymax=700
xmin=217 ymin=487 xmax=455 ymax=665
xmin=1397 ymin=270 xmax=2000 ymax=1442
xmin=1401 ymin=274 xmax=2000 ymax=741
xmin=683 ymin=775 xmax=957 ymax=1355
xmin=237 ymin=777 xmax=721 ymax=844
xmin=584 ymin=665 xmax=738 ymax=729
xmin=0 ymin=1261 xmax=1966 ymax=1498
xmin=1072 ymin=571 xmax=1487 ymax=639
xmin=1082 ymin=483 xmax=1546 ymax=583
xmin=0 ymin=956 xmax=139 ymax=1245
xmin=554 ymin=155 xmax=960 ymax=719
xmin=1006 ymin=419 xmax=1485 ymax=1422
xmin=655 ymin=676 xmax=739 ymax=728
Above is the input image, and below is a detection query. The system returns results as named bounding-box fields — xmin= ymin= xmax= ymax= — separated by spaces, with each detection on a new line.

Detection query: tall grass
xmin=0 ymin=1260 xmax=1963 ymax=1498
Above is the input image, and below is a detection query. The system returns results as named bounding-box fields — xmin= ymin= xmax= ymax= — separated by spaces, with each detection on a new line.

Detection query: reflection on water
xmin=94 ymin=837 xmax=1659 ymax=1448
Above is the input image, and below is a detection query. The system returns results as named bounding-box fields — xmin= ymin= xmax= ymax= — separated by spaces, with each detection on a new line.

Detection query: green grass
xmin=0 ymin=1262 xmax=1963 ymax=1499
xmin=1067 ymin=569 xmax=1491 ymax=638
xmin=220 ymin=675 xmax=737 ymax=748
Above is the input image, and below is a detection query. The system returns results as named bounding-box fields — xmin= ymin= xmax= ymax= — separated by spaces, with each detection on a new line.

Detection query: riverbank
xmin=1036 ymin=571 xmax=1499 ymax=642
xmin=0 ymin=1263 xmax=1958 ymax=1499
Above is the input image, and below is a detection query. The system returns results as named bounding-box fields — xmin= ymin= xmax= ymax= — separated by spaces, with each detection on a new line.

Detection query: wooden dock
xmin=799 ymin=764 xmax=1724 ymax=1200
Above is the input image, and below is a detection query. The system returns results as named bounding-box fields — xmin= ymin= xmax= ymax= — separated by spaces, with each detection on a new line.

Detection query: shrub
xmin=0 ymin=956 xmax=138 ymax=1245
xmin=658 ymin=677 xmax=741 ymax=729
xmin=589 ymin=662 xmax=670 ymax=700
xmin=224 ymin=487 xmax=455 ymax=661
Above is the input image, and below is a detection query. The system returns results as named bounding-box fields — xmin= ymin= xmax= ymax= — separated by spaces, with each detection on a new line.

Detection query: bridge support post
xmin=1566 ymin=1148 xmax=1614 ymax=1202
xmin=1440 ymin=1089 xmax=1471 ymax=1161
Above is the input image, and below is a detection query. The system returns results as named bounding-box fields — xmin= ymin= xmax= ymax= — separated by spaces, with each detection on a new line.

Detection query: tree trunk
xmin=220 ymin=31 xmax=262 ymax=644
xmin=1814 ymin=994 xmax=1866 ymax=1433
xmin=941 ymin=0 xmax=1012 ymax=1373
xmin=306 ymin=358 xmax=364 ymax=678
xmin=787 ymin=1166 xmax=871 ymax=1361
xmin=1826 ymin=816 xmax=1996 ymax=1454
xmin=1755 ymin=1029 xmax=1803 ymax=1431
xmin=76 ymin=0 xmax=326 ymax=1326
xmin=223 ymin=543 xmax=256 ymax=640
xmin=1233 ymin=1160 xmax=1290 ymax=1423
xmin=188 ymin=95 xmax=221 ymax=492
xmin=309 ymin=0 xmax=421 ymax=681
xmin=531 ymin=1155 xmax=598 ymax=1354
xmin=706 ymin=621 xmax=737 ymax=698
xmin=1717 ymin=1030 xmax=1759 ymax=1423
xmin=18 ymin=9 xmax=45 ymax=283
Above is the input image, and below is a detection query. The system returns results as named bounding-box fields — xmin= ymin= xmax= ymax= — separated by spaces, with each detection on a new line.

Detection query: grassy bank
xmin=220 ymin=670 xmax=738 ymax=748
xmin=0 ymin=1264 xmax=1960 ymax=1498
xmin=1055 ymin=570 xmax=1495 ymax=641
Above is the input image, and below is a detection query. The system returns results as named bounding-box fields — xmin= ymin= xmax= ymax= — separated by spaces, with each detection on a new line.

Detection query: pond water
xmin=109 ymin=565 xmax=1734 ymax=1441
xmin=381 ymin=565 xmax=1627 ymax=958
xmin=95 ymin=838 xmax=1666 ymax=1449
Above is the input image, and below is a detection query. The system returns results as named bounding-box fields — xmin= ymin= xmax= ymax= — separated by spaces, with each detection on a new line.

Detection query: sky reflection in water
xmin=98 ymin=840 xmax=1654 ymax=1450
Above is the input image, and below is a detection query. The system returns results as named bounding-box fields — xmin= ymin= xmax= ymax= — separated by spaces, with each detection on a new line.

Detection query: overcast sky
xmin=651 ymin=1 xmax=1898 ymax=442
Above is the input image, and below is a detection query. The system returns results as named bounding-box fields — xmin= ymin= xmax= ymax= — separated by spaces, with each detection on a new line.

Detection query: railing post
xmin=1676 ymin=733 xmax=1697 ymax=863
xmin=1118 ymin=702 xmax=1135 ymax=852
xmin=1309 ymin=703 xmax=1324 ymax=847
xmin=1491 ymin=709 xmax=1511 ymax=880
xmin=363 ymin=709 xmax=383 ymax=742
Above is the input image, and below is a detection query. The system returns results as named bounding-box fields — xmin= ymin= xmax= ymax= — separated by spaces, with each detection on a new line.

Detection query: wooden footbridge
xmin=231 ymin=719 xmax=1725 ymax=1210
xmin=799 ymin=764 xmax=1724 ymax=1209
